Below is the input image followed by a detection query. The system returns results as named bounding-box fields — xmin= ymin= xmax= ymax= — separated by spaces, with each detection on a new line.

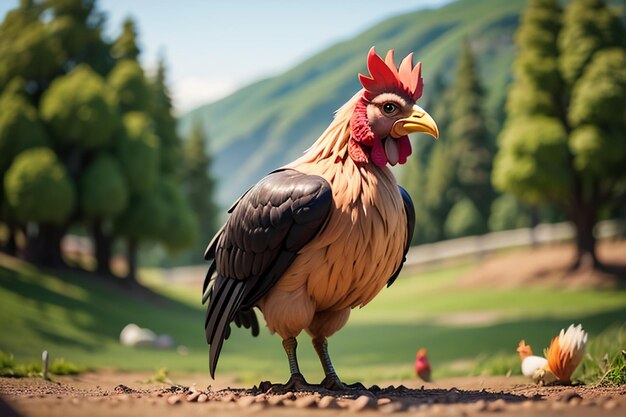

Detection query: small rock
xmin=197 ymin=394 xmax=208 ymax=403
xmin=71 ymin=398 xmax=80 ymax=405
xmin=558 ymin=389 xmax=582 ymax=403
xmin=114 ymin=384 xmax=136 ymax=394
xmin=349 ymin=395 xmax=376 ymax=412
xmin=167 ymin=395 xmax=182 ymax=405
xmin=318 ymin=396 xmax=338 ymax=409
xmin=238 ymin=396 xmax=256 ymax=408
xmin=267 ymin=396 xmax=285 ymax=406
xmin=569 ymin=397 xmax=581 ymax=407
xmin=254 ymin=393 xmax=267 ymax=402
xmin=468 ymin=399 xmax=488 ymax=412
xmin=604 ymin=400 xmax=619 ymax=410
xmin=380 ymin=401 xmax=406 ymax=413
xmin=377 ymin=398 xmax=392 ymax=406
xmin=294 ymin=395 xmax=317 ymax=409
xmin=220 ymin=394 xmax=235 ymax=402
xmin=488 ymin=398 xmax=507 ymax=412
xmin=551 ymin=401 xmax=566 ymax=410
xmin=186 ymin=391 xmax=201 ymax=402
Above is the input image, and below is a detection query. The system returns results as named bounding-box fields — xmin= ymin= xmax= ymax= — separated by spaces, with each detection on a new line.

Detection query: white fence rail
xmin=404 ymin=219 xmax=625 ymax=268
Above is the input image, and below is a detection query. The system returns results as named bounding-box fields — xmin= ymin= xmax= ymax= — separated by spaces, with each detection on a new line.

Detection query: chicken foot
xmin=313 ymin=336 xmax=367 ymax=391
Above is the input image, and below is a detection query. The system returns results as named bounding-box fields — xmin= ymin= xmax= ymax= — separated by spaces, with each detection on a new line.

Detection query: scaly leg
xmin=270 ymin=337 xmax=317 ymax=392
xmin=312 ymin=336 xmax=366 ymax=391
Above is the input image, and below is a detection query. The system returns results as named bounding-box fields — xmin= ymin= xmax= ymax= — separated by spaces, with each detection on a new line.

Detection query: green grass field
xmin=1 ymin=254 xmax=624 ymax=385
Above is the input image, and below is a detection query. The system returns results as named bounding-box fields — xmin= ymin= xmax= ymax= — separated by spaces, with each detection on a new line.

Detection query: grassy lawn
xmin=1 ymin=254 xmax=624 ymax=385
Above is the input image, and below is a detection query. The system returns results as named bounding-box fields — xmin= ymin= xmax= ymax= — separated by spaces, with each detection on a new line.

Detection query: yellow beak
xmin=390 ymin=105 xmax=439 ymax=139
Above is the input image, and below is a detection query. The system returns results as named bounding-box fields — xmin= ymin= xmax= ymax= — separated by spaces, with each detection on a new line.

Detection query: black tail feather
xmin=205 ymin=277 xmax=245 ymax=378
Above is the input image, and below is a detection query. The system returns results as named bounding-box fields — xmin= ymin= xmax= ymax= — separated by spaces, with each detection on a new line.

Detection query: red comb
xmin=358 ymin=47 xmax=424 ymax=102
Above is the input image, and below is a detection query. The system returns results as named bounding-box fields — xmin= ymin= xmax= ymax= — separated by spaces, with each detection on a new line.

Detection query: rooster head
xmin=516 ymin=340 xmax=534 ymax=360
xmin=349 ymin=47 xmax=439 ymax=167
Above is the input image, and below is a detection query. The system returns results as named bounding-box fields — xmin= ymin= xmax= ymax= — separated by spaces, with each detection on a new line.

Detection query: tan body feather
xmin=257 ymin=93 xmax=407 ymax=339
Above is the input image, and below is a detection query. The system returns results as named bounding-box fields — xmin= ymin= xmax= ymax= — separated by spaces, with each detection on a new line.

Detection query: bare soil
xmin=1 ymin=371 xmax=624 ymax=417
xmin=458 ymin=240 xmax=626 ymax=289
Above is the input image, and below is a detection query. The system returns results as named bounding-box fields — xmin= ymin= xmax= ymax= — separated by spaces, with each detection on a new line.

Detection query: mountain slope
xmin=179 ymin=0 xmax=526 ymax=207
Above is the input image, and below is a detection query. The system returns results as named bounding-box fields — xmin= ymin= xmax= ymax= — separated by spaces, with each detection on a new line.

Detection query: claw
xmin=321 ymin=375 xmax=368 ymax=392
xmin=268 ymin=373 xmax=319 ymax=393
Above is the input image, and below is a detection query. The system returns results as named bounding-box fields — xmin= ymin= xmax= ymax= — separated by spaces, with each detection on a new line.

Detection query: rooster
xmin=202 ymin=47 xmax=439 ymax=390
xmin=517 ymin=324 xmax=588 ymax=385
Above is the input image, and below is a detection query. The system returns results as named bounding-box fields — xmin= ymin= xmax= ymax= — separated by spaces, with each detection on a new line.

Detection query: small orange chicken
xmin=517 ymin=324 xmax=588 ymax=385
xmin=414 ymin=348 xmax=431 ymax=382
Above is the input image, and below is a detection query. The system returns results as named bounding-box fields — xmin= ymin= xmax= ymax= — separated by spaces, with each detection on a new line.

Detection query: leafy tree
xmin=489 ymin=194 xmax=530 ymax=232
xmin=40 ymin=65 xmax=118 ymax=149
xmin=116 ymin=112 xmax=159 ymax=194
xmin=115 ymin=177 xmax=197 ymax=282
xmin=3 ymin=147 xmax=75 ymax=265
xmin=559 ymin=0 xmax=624 ymax=87
xmin=45 ymin=0 xmax=112 ymax=75
xmin=0 ymin=84 xmax=49 ymax=174
xmin=493 ymin=0 xmax=626 ymax=268
xmin=80 ymin=154 xmax=128 ymax=219
xmin=444 ymin=197 xmax=483 ymax=238
xmin=0 ymin=2 xmax=64 ymax=94
xmin=80 ymin=153 xmax=128 ymax=274
xmin=108 ymin=60 xmax=150 ymax=113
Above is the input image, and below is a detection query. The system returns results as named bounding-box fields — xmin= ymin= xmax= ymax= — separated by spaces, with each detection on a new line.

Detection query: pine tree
xmin=181 ymin=124 xmax=219 ymax=262
xmin=446 ymin=40 xmax=494 ymax=235
xmin=150 ymin=57 xmax=182 ymax=177
xmin=401 ymin=71 xmax=451 ymax=244
xmin=111 ymin=18 xmax=140 ymax=61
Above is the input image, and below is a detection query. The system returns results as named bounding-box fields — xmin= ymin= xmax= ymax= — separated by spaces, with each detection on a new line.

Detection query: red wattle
xmin=397 ymin=135 xmax=412 ymax=164
xmin=371 ymin=139 xmax=387 ymax=167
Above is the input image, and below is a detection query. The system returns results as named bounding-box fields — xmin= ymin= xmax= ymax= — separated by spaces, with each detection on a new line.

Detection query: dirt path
xmin=1 ymin=371 xmax=624 ymax=417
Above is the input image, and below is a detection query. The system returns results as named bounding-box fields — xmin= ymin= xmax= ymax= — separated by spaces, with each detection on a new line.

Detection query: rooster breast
xmin=276 ymin=158 xmax=407 ymax=311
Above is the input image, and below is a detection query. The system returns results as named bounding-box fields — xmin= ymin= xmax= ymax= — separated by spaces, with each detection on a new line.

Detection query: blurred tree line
xmin=404 ymin=0 xmax=626 ymax=269
xmin=0 ymin=0 xmax=218 ymax=282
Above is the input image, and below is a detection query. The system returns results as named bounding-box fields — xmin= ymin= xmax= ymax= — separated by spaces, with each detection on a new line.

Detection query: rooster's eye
xmin=382 ymin=103 xmax=398 ymax=114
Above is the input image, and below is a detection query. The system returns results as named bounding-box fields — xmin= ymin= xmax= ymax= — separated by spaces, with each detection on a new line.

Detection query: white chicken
xmin=516 ymin=324 xmax=588 ymax=385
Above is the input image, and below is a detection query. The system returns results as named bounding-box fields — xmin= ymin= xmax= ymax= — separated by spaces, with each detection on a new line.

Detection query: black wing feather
xmin=387 ymin=185 xmax=415 ymax=287
xmin=203 ymin=169 xmax=332 ymax=377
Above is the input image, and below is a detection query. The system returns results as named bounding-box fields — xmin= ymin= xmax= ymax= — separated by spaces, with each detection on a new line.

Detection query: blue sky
xmin=1 ymin=0 xmax=453 ymax=113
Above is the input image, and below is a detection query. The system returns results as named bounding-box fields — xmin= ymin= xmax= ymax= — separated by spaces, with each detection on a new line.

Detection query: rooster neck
xmin=286 ymin=91 xmax=397 ymax=200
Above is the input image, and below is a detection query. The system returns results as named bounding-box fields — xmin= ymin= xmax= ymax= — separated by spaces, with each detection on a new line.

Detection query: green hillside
xmin=179 ymin=0 xmax=526 ymax=206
